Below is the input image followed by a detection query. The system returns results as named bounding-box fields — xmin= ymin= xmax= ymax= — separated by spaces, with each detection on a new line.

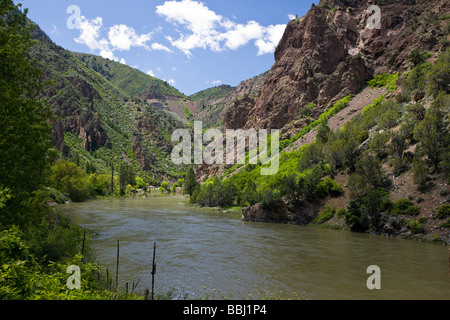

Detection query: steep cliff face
xmin=224 ymin=0 xmax=449 ymax=131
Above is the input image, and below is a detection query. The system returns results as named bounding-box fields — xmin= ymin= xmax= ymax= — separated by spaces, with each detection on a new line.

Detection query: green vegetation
xmin=390 ymin=199 xmax=420 ymax=216
xmin=368 ymin=73 xmax=399 ymax=92
xmin=0 ymin=1 xmax=128 ymax=300
xmin=188 ymin=84 xmax=235 ymax=102
xmin=435 ymin=204 xmax=450 ymax=219
xmin=75 ymin=53 xmax=185 ymax=99
xmin=188 ymin=48 xmax=449 ymax=239
xmin=315 ymin=206 xmax=335 ymax=223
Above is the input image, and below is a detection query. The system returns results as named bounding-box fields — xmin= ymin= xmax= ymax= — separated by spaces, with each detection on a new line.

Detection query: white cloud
xmin=211 ymin=80 xmax=222 ymax=85
xmin=100 ymin=49 xmax=117 ymax=60
xmin=74 ymin=16 xmax=109 ymax=51
xmin=99 ymin=50 xmax=127 ymax=64
xmin=108 ymin=24 xmax=152 ymax=51
xmin=287 ymin=14 xmax=296 ymax=20
xmin=73 ymin=16 xmax=167 ymax=65
xmin=220 ymin=20 xmax=264 ymax=50
xmin=171 ymin=66 xmax=177 ymax=71
xmin=156 ymin=0 xmax=286 ymax=56
xmin=151 ymin=42 xmax=172 ymax=52
xmin=147 ymin=69 xmax=155 ymax=77
xmin=255 ymin=24 xmax=286 ymax=56
xmin=167 ymin=79 xmax=176 ymax=86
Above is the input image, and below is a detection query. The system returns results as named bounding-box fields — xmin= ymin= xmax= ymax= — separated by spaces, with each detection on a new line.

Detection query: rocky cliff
xmin=224 ymin=0 xmax=449 ymax=132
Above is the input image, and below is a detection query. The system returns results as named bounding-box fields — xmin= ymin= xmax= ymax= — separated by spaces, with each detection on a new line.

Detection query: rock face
xmin=242 ymin=201 xmax=317 ymax=225
xmin=224 ymin=0 xmax=449 ymax=131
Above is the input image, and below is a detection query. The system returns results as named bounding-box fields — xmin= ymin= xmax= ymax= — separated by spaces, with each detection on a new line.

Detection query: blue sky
xmin=18 ymin=0 xmax=317 ymax=95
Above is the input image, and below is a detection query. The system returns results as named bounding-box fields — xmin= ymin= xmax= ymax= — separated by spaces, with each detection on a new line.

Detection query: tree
xmin=427 ymin=48 xmax=450 ymax=97
xmin=414 ymin=105 xmax=447 ymax=172
xmin=160 ymin=181 xmax=169 ymax=192
xmin=355 ymin=153 xmax=385 ymax=189
xmin=316 ymin=120 xmax=332 ymax=144
xmin=183 ymin=167 xmax=198 ymax=196
xmin=119 ymin=163 xmax=135 ymax=195
xmin=0 ymin=1 xmax=53 ymax=214
xmin=49 ymin=160 xmax=90 ymax=202
xmin=412 ymin=157 xmax=429 ymax=191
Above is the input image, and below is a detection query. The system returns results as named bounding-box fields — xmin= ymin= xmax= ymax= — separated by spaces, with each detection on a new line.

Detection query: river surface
xmin=61 ymin=195 xmax=450 ymax=300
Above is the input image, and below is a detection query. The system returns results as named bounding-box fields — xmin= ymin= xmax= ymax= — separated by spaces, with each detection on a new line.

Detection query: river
xmin=60 ymin=194 xmax=450 ymax=300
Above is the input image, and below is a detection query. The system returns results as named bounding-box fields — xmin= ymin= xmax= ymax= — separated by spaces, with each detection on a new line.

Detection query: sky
xmin=17 ymin=0 xmax=317 ymax=95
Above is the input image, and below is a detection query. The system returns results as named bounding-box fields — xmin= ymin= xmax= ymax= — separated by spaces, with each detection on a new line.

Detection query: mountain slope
xmin=28 ymin=21 xmax=188 ymax=183
xmin=224 ymin=0 xmax=449 ymax=132
xmin=188 ymin=0 xmax=450 ymax=242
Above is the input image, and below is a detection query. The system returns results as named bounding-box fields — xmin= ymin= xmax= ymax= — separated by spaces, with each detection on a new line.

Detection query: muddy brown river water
xmin=61 ymin=194 xmax=449 ymax=300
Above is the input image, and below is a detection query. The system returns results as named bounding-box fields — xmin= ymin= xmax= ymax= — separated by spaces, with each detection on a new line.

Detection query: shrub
xmin=405 ymin=218 xmax=425 ymax=234
xmin=261 ymin=189 xmax=282 ymax=209
xmin=435 ymin=204 xmax=450 ymax=219
xmin=440 ymin=218 xmax=450 ymax=228
xmin=337 ymin=208 xmax=347 ymax=217
xmin=390 ymin=198 xmax=417 ymax=215
xmin=315 ymin=178 xmax=343 ymax=197
xmin=160 ymin=181 xmax=169 ymax=191
xmin=406 ymin=205 xmax=420 ymax=216
xmin=316 ymin=205 xmax=335 ymax=223
xmin=368 ymin=73 xmax=399 ymax=92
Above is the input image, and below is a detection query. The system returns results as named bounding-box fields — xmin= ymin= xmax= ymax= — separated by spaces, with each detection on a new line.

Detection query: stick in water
xmin=151 ymin=241 xmax=156 ymax=300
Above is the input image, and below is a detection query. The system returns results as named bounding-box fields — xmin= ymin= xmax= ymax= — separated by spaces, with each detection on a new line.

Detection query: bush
xmin=368 ymin=73 xmax=399 ymax=92
xmin=406 ymin=205 xmax=420 ymax=216
xmin=435 ymin=204 xmax=450 ymax=219
xmin=405 ymin=218 xmax=425 ymax=234
xmin=160 ymin=181 xmax=169 ymax=191
xmin=261 ymin=189 xmax=282 ymax=209
xmin=0 ymin=227 xmax=111 ymax=300
xmin=315 ymin=178 xmax=343 ymax=197
xmin=316 ymin=206 xmax=335 ymax=223
xmin=337 ymin=208 xmax=347 ymax=217
xmin=49 ymin=159 xmax=91 ymax=202
xmin=390 ymin=198 xmax=420 ymax=216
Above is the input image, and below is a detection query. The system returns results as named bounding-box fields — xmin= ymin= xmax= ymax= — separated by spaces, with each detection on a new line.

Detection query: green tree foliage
xmin=315 ymin=205 xmax=335 ymax=223
xmin=196 ymin=177 xmax=237 ymax=208
xmin=160 ymin=181 xmax=169 ymax=191
xmin=316 ymin=120 xmax=332 ymax=144
xmin=414 ymin=103 xmax=448 ymax=172
xmin=183 ymin=167 xmax=199 ymax=196
xmin=0 ymin=0 xmax=54 ymax=223
xmin=427 ymin=48 xmax=450 ymax=97
xmin=49 ymin=160 xmax=90 ymax=202
xmin=119 ymin=163 xmax=135 ymax=195
xmin=412 ymin=157 xmax=429 ymax=191
xmin=408 ymin=48 xmax=431 ymax=67
xmin=0 ymin=227 xmax=112 ymax=300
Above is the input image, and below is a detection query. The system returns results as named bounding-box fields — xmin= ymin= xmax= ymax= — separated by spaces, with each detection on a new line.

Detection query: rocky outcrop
xmin=223 ymin=94 xmax=256 ymax=130
xmin=224 ymin=0 xmax=449 ymax=131
xmin=242 ymin=200 xmax=317 ymax=225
